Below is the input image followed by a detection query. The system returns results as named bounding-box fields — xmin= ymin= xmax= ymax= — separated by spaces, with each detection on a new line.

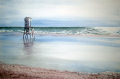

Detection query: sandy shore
xmin=0 ymin=64 xmax=120 ymax=79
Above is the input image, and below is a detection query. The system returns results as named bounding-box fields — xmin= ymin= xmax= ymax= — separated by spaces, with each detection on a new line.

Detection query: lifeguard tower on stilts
xmin=23 ymin=17 xmax=35 ymax=39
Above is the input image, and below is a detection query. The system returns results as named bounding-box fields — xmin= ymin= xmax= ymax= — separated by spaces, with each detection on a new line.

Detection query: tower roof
xmin=24 ymin=17 xmax=32 ymax=22
xmin=24 ymin=17 xmax=32 ymax=20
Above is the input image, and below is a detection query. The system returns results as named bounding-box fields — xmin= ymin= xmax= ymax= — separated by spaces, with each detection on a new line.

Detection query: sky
xmin=0 ymin=0 xmax=120 ymax=27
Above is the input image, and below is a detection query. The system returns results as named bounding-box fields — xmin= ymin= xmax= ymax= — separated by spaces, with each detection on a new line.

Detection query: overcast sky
xmin=0 ymin=0 xmax=120 ymax=27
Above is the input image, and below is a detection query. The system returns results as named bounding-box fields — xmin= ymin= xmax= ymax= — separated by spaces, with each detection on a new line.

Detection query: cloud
xmin=0 ymin=0 xmax=120 ymax=26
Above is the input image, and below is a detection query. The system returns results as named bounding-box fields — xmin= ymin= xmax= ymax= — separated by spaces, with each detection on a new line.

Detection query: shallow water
xmin=0 ymin=32 xmax=120 ymax=73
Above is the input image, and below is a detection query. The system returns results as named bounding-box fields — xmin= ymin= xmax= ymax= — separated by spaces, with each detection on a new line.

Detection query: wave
xmin=0 ymin=27 xmax=120 ymax=36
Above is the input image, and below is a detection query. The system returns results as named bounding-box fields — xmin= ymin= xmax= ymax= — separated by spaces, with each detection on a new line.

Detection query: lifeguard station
xmin=23 ymin=17 xmax=34 ymax=39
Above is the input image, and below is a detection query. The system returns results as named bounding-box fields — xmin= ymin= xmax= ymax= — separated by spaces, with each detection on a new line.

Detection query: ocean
xmin=0 ymin=27 xmax=120 ymax=36
xmin=0 ymin=27 xmax=120 ymax=73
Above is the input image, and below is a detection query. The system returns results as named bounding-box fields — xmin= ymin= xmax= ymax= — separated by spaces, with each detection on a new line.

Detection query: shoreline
xmin=37 ymin=33 xmax=120 ymax=38
xmin=0 ymin=63 xmax=120 ymax=79
xmin=0 ymin=31 xmax=120 ymax=38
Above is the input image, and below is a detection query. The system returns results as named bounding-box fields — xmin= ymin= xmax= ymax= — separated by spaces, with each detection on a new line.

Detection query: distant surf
xmin=0 ymin=27 xmax=120 ymax=37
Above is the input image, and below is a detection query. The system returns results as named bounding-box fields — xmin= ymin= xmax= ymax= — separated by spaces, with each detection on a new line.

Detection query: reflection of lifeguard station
xmin=23 ymin=17 xmax=34 ymax=38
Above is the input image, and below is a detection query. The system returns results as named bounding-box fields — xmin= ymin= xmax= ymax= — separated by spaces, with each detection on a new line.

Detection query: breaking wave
xmin=0 ymin=27 xmax=120 ymax=36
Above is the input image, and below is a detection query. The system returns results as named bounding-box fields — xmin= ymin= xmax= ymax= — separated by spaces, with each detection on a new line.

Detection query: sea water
xmin=0 ymin=27 xmax=120 ymax=73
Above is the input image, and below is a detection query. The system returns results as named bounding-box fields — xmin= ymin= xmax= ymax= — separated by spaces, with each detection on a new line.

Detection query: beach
xmin=0 ymin=63 xmax=120 ymax=79
xmin=0 ymin=27 xmax=120 ymax=78
xmin=1 ymin=0 xmax=120 ymax=78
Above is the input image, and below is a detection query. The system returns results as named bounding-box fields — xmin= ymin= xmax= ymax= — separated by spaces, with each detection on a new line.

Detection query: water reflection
xmin=1 ymin=32 xmax=120 ymax=73
xmin=23 ymin=37 xmax=34 ymax=55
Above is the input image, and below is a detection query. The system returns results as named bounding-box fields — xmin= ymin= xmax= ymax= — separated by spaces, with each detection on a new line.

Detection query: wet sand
xmin=0 ymin=63 xmax=120 ymax=79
